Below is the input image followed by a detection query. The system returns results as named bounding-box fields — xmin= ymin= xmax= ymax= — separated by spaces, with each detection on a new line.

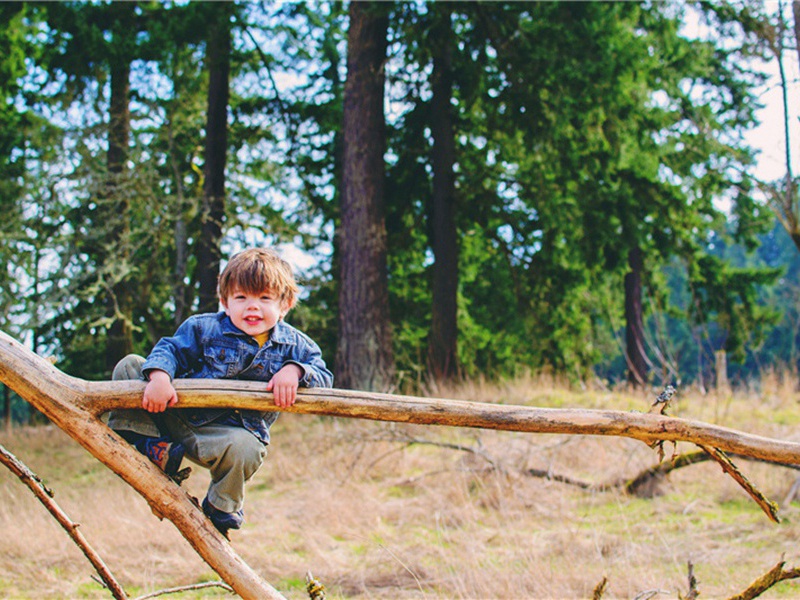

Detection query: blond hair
xmin=217 ymin=248 xmax=299 ymax=309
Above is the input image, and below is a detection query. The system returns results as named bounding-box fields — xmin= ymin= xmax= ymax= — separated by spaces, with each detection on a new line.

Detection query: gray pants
xmin=110 ymin=355 xmax=267 ymax=513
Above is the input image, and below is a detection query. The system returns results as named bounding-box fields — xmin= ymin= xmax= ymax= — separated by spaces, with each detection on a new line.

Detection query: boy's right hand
xmin=143 ymin=369 xmax=178 ymax=413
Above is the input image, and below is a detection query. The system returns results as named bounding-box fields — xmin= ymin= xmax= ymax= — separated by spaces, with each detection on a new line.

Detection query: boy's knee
xmin=112 ymin=354 xmax=146 ymax=381
xmin=228 ymin=429 xmax=267 ymax=474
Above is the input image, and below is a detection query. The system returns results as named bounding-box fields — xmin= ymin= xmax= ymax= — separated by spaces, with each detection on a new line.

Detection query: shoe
xmin=202 ymin=497 xmax=243 ymax=538
xmin=139 ymin=437 xmax=186 ymax=478
xmin=118 ymin=431 xmax=188 ymax=482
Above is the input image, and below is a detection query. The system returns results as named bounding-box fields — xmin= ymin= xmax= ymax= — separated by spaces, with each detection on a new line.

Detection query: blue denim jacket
xmin=142 ymin=312 xmax=333 ymax=444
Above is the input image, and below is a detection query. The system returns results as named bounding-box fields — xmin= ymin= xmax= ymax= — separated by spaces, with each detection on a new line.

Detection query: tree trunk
xmin=715 ymin=349 xmax=730 ymax=393
xmin=104 ymin=11 xmax=134 ymax=373
xmin=625 ymin=245 xmax=648 ymax=387
xmin=336 ymin=1 xmax=395 ymax=391
xmin=427 ymin=5 xmax=459 ymax=383
xmin=788 ymin=1 xmax=800 ymax=253
xmin=196 ymin=3 xmax=231 ymax=314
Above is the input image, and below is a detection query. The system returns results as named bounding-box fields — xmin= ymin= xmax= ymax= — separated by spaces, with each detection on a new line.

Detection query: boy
xmin=108 ymin=248 xmax=333 ymax=536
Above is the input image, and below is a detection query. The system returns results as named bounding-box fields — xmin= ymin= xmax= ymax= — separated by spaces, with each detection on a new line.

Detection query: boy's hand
xmin=267 ymin=364 xmax=303 ymax=408
xmin=143 ymin=369 xmax=178 ymax=413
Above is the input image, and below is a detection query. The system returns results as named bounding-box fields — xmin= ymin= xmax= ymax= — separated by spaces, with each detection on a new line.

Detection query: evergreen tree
xmin=336 ymin=1 xmax=395 ymax=391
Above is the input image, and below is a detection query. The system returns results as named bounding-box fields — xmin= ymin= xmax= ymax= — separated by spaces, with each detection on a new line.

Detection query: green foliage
xmin=0 ymin=0 xmax=794 ymax=387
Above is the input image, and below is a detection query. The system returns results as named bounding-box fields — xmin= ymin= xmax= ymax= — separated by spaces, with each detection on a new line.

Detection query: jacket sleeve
xmin=284 ymin=334 xmax=334 ymax=388
xmin=141 ymin=317 xmax=203 ymax=380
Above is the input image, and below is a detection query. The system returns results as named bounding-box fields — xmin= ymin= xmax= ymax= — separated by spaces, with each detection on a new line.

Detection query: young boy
xmin=108 ymin=248 xmax=333 ymax=536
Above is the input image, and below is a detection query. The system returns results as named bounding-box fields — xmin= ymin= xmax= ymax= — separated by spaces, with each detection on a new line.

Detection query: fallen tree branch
xmin=697 ymin=445 xmax=780 ymax=523
xmin=2 ymin=329 xmax=799 ymax=597
xmin=80 ymin=378 xmax=800 ymax=466
xmin=645 ymin=389 xmax=781 ymax=520
xmin=372 ymin=433 xmax=788 ymax=514
xmin=726 ymin=556 xmax=800 ymax=600
xmin=592 ymin=575 xmax=608 ymax=599
xmin=0 ymin=444 xmax=127 ymax=599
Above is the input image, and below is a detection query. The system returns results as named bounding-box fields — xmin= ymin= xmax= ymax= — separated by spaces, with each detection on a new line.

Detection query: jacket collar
xmin=220 ymin=312 xmax=295 ymax=345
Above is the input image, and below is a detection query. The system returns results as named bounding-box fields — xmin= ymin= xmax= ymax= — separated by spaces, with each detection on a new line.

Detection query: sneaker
xmin=119 ymin=431 xmax=188 ymax=482
xmin=202 ymin=497 xmax=244 ymax=538
xmin=140 ymin=437 xmax=186 ymax=478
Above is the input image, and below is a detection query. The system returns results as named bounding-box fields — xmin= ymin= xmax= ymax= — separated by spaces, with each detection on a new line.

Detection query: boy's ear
xmin=281 ymin=297 xmax=296 ymax=315
xmin=219 ymin=296 xmax=229 ymax=310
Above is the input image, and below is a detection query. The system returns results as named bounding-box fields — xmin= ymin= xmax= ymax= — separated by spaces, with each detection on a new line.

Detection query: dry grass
xmin=2 ymin=377 xmax=800 ymax=599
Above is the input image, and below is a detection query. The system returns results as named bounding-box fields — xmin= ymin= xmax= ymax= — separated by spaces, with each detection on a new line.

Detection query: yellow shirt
xmin=254 ymin=332 xmax=269 ymax=347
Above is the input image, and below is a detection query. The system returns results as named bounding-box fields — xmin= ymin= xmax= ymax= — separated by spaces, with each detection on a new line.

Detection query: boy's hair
xmin=217 ymin=248 xmax=299 ymax=308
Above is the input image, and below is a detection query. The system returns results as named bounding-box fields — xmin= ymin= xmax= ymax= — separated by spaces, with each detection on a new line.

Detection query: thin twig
xmin=133 ymin=581 xmax=234 ymax=600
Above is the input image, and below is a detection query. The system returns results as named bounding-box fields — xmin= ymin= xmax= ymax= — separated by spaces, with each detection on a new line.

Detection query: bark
xmin=766 ymin=1 xmax=800 ymax=253
xmin=727 ymin=558 xmax=800 ymax=600
xmin=427 ymin=5 xmax=459 ymax=383
xmin=715 ymin=349 xmax=730 ymax=392
xmin=336 ymin=1 xmax=395 ymax=391
xmin=196 ymin=3 xmax=231 ymax=314
xmin=167 ymin=123 xmax=190 ymax=326
xmin=789 ymin=1 xmax=800 ymax=253
xmin=624 ymin=245 xmax=648 ymax=387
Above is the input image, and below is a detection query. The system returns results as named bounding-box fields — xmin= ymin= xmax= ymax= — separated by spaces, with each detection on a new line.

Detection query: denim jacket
xmin=142 ymin=312 xmax=333 ymax=444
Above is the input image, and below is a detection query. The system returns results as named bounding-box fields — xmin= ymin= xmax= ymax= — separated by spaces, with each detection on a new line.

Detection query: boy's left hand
xmin=267 ymin=364 xmax=303 ymax=408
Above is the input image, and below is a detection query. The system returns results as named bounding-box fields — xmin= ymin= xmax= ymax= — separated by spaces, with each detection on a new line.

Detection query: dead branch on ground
xmin=726 ymin=556 xmax=800 ymax=600
xmin=364 ymin=429 xmax=787 ymax=517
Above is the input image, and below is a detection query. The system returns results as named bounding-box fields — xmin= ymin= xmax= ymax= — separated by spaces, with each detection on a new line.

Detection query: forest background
xmin=1 ymin=0 xmax=800 ymax=426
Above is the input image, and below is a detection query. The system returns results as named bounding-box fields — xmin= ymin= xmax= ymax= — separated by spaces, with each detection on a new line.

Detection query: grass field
xmin=2 ymin=372 xmax=800 ymax=599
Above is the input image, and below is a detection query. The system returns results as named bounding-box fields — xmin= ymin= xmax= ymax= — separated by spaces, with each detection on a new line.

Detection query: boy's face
xmin=222 ymin=289 xmax=288 ymax=338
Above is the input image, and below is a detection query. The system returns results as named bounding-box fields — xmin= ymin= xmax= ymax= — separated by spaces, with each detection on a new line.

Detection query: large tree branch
xmin=3 ymin=329 xmax=800 ymax=597
xmin=70 ymin=379 xmax=800 ymax=465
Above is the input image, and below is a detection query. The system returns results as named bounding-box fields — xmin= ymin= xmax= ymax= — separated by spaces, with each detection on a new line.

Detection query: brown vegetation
xmin=2 ymin=373 xmax=800 ymax=598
